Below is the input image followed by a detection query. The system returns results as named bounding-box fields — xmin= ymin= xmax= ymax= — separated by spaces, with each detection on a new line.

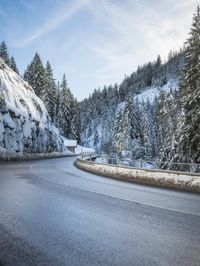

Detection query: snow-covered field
xmin=75 ymin=159 xmax=200 ymax=193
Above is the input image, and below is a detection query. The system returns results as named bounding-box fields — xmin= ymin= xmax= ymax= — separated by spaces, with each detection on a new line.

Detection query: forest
xmin=0 ymin=6 xmax=200 ymax=167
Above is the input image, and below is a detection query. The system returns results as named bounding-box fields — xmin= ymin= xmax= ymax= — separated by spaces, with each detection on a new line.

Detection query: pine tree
xmin=140 ymin=99 xmax=156 ymax=160
xmin=10 ymin=56 xmax=19 ymax=75
xmin=25 ymin=53 xmax=45 ymax=98
xmin=123 ymin=96 xmax=143 ymax=158
xmin=44 ymin=61 xmax=57 ymax=122
xmin=0 ymin=41 xmax=10 ymax=65
xmin=23 ymin=64 xmax=31 ymax=81
xmin=176 ymin=6 xmax=200 ymax=163
xmin=70 ymin=99 xmax=81 ymax=142
xmin=124 ymin=96 xmax=140 ymax=141
xmin=113 ymin=108 xmax=123 ymax=148
xmin=57 ymin=74 xmax=73 ymax=138
xmin=55 ymin=82 xmax=61 ymax=122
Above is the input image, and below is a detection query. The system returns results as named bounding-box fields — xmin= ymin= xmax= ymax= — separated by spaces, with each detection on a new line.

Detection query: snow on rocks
xmin=0 ymin=59 xmax=65 ymax=156
xmin=75 ymin=159 xmax=200 ymax=193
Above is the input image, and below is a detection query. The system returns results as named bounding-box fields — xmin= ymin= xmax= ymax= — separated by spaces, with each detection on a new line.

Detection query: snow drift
xmin=0 ymin=58 xmax=64 ymax=155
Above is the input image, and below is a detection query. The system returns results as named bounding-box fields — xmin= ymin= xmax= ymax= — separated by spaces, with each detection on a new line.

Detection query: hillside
xmin=80 ymin=50 xmax=185 ymax=161
xmin=0 ymin=58 xmax=64 ymax=155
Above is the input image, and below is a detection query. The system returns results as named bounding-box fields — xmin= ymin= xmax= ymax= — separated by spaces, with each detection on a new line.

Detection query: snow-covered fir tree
xmin=57 ymin=74 xmax=73 ymax=138
xmin=23 ymin=64 xmax=30 ymax=81
xmin=155 ymin=91 xmax=178 ymax=167
xmin=140 ymin=99 xmax=156 ymax=160
xmin=44 ymin=61 xmax=57 ymax=122
xmin=122 ymin=96 xmax=143 ymax=159
xmin=175 ymin=6 xmax=200 ymax=163
xmin=0 ymin=41 xmax=10 ymax=65
xmin=69 ymin=99 xmax=81 ymax=142
xmin=24 ymin=53 xmax=45 ymax=99
xmin=10 ymin=56 xmax=19 ymax=75
xmin=113 ymin=108 xmax=123 ymax=148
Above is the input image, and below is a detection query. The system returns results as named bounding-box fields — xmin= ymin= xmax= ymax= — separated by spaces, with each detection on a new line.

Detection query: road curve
xmin=0 ymin=157 xmax=200 ymax=266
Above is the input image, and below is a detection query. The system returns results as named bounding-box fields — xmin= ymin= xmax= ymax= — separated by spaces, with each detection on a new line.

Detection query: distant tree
xmin=44 ymin=61 xmax=57 ymax=122
xmin=69 ymin=99 xmax=81 ymax=142
xmin=140 ymin=99 xmax=156 ymax=160
xmin=10 ymin=56 xmax=19 ymax=75
xmin=0 ymin=41 xmax=10 ymax=65
xmin=23 ymin=64 xmax=30 ymax=81
xmin=113 ymin=108 xmax=123 ymax=148
xmin=57 ymin=74 xmax=73 ymax=138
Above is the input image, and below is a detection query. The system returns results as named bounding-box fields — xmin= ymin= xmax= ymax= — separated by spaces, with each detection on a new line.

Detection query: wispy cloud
xmin=5 ymin=0 xmax=198 ymax=99
xmin=19 ymin=0 xmax=36 ymax=11
xmin=83 ymin=0 xmax=197 ymax=86
xmin=14 ymin=0 xmax=91 ymax=47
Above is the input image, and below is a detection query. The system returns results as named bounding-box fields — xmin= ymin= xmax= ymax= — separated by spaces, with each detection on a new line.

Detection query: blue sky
xmin=0 ymin=0 xmax=198 ymax=100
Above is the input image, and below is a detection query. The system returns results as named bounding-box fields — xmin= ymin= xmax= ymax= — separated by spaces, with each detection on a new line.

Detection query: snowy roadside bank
xmin=0 ymin=148 xmax=75 ymax=161
xmin=75 ymin=159 xmax=200 ymax=193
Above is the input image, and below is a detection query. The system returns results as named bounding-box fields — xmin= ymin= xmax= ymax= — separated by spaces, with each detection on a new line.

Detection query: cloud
xmin=84 ymin=0 xmax=197 ymax=85
xmin=15 ymin=0 xmax=91 ymax=47
xmin=19 ymin=0 xmax=36 ymax=11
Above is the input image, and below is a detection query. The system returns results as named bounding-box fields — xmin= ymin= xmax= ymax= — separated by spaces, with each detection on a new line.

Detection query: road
xmin=0 ymin=157 xmax=200 ymax=266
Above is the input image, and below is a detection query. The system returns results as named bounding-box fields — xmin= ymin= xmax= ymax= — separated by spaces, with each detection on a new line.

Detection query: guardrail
xmin=79 ymin=152 xmax=100 ymax=161
xmin=75 ymin=158 xmax=200 ymax=193
xmin=80 ymin=153 xmax=200 ymax=175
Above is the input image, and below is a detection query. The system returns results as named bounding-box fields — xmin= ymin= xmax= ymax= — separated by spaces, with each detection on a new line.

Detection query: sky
xmin=0 ymin=0 xmax=199 ymax=100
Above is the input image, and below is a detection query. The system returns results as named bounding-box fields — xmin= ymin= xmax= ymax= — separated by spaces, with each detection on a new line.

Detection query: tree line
xmin=0 ymin=42 xmax=80 ymax=142
xmin=1 ymin=5 xmax=200 ymax=166
xmin=80 ymin=5 xmax=200 ymax=167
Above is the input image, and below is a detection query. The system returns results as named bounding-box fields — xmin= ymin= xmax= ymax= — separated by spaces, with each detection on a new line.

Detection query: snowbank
xmin=0 ymin=147 xmax=73 ymax=161
xmin=75 ymin=159 xmax=200 ymax=193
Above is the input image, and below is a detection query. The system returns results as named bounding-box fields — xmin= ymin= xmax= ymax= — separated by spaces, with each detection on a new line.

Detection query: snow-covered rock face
xmin=0 ymin=59 xmax=64 ymax=154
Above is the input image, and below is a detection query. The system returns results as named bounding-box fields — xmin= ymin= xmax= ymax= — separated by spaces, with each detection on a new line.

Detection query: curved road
xmin=0 ymin=157 xmax=200 ymax=266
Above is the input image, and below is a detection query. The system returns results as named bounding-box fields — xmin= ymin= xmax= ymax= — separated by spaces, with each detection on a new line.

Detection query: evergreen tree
xmin=44 ymin=61 xmax=57 ymax=122
xmin=123 ymin=96 xmax=143 ymax=158
xmin=23 ymin=64 xmax=31 ymax=81
xmin=10 ymin=56 xmax=19 ymax=75
xmin=113 ymin=108 xmax=123 ymax=148
xmin=55 ymin=82 xmax=61 ymax=122
xmin=57 ymin=74 xmax=73 ymax=138
xmin=140 ymin=99 xmax=156 ymax=160
xmin=176 ymin=6 xmax=200 ymax=163
xmin=70 ymin=99 xmax=81 ymax=142
xmin=124 ymin=96 xmax=140 ymax=141
xmin=25 ymin=53 xmax=45 ymax=98
xmin=0 ymin=41 xmax=10 ymax=65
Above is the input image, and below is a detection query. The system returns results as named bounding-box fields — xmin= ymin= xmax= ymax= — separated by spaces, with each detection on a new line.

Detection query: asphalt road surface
xmin=0 ymin=157 xmax=200 ymax=266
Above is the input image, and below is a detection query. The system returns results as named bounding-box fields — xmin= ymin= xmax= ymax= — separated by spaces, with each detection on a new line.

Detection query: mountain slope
xmin=0 ymin=58 xmax=64 ymax=155
xmin=80 ymin=79 xmax=179 ymax=151
xmin=80 ymin=50 xmax=185 ymax=160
